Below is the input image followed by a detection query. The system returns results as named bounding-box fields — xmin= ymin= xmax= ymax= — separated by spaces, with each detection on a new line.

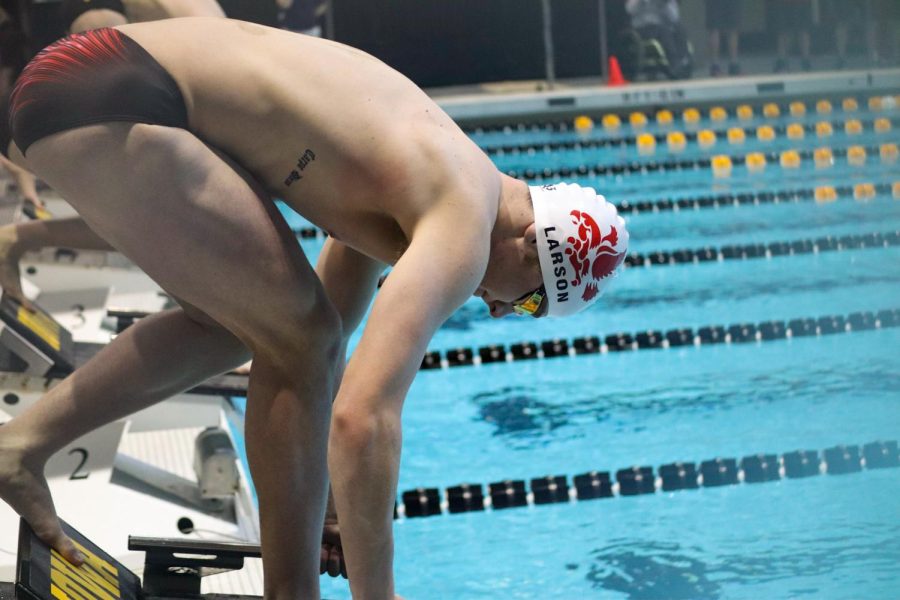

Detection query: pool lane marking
xmin=624 ymin=229 xmax=900 ymax=268
xmin=504 ymin=142 xmax=897 ymax=182
xmin=421 ymin=308 xmax=900 ymax=370
xmin=472 ymin=115 xmax=898 ymax=153
xmin=395 ymin=440 xmax=899 ymax=519
xmin=289 ymin=185 xmax=900 ymax=240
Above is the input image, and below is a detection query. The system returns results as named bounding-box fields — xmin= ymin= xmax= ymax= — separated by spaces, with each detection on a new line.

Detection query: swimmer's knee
xmin=248 ymin=294 xmax=343 ymax=371
xmin=175 ymin=296 xmax=221 ymax=329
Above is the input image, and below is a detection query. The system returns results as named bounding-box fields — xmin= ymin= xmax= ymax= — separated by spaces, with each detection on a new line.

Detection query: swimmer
xmin=0 ymin=19 xmax=628 ymax=600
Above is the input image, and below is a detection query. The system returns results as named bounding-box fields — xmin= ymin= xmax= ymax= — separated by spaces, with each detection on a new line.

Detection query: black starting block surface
xmin=12 ymin=519 xmax=269 ymax=600
xmin=0 ymin=297 xmax=76 ymax=375
xmin=16 ymin=519 xmax=141 ymax=600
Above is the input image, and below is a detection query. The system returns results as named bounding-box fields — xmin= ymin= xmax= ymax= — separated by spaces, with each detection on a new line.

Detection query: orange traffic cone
xmin=607 ymin=55 xmax=627 ymax=86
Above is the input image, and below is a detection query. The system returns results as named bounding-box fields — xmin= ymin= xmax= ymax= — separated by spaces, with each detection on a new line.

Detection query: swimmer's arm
xmin=315 ymin=236 xmax=385 ymax=344
xmin=329 ymin=208 xmax=489 ymax=595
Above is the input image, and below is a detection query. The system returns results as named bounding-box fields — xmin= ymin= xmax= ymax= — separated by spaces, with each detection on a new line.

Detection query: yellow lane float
xmin=629 ymin=112 xmax=648 ymax=129
xmin=757 ymin=125 xmax=776 ymax=142
xmin=683 ymin=108 xmax=701 ymax=126
xmin=847 ymin=145 xmax=867 ymax=166
xmin=601 ymin=114 xmax=621 ymax=131
xmin=727 ymin=127 xmax=746 ymax=145
xmin=844 ymin=119 xmax=863 ymax=135
xmin=815 ymin=121 xmax=833 ymax=138
xmin=574 ymin=115 xmax=595 ymax=133
xmin=637 ymin=133 xmax=656 ymax=156
xmin=814 ymin=147 xmax=834 ymax=169
xmin=746 ymin=152 xmax=767 ymax=173
xmin=780 ymin=149 xmax=801 ymax=168
xmin=815 ymin=186 xmax=837 ymax=204
xmin=698 ymin=129 xmax=717 ymax=149
xmin=787 ymin=123 xmax=805 ymax=140
xmin=667 ymin=131 xmax=687 ymax=153
xmin=854 ymin=183 xmax=876 ymax=201
xmin=712 ymin=155 xmax=733 ymax=178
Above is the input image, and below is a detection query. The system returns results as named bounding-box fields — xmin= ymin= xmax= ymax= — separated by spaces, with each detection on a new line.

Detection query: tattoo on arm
xmin=283 ymin=148 xmax=317 ymax=187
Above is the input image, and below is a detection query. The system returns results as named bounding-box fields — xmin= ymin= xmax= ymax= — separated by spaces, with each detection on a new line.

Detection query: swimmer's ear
xmin=524 ymin=222 xmax=537 ymax=245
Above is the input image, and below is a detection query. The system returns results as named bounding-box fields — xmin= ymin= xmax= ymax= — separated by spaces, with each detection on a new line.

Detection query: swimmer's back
xmin=114 ymin=18 xmax=498 ymax=263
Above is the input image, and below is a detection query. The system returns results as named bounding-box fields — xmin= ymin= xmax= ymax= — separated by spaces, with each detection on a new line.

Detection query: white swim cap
xmin=530 ymin=183 xmax=628 ymax=317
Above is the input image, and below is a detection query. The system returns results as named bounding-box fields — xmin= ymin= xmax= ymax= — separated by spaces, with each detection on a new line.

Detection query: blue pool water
xmin=263 ymin=98 xmax=900 ymax=599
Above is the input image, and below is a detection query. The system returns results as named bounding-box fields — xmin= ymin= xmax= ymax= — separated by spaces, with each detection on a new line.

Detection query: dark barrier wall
xmin=331 ymin=0 xmax=620 ymax=88
xmin=332 ymin=0 xmax=548 ymax=87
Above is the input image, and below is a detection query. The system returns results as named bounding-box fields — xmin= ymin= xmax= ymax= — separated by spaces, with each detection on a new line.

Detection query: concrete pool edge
xmin=435 ymin=68 xmax=900 ymax=125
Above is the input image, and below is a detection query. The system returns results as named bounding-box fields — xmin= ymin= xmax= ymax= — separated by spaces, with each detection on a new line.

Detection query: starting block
xmin=7 ymin=519 xmax=342 ymax=600
xmin=8 ymin=518 xmax=287 ymax=600
xmin=0 ymin=296 xmax=77 ymax=376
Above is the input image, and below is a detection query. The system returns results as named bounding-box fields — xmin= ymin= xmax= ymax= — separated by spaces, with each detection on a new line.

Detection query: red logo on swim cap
xmin=565 ymin=210 xmax=625 ymax=302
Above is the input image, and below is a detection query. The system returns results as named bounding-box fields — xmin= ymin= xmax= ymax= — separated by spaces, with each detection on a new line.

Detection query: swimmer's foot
xmin=0 ymin=441 xmax=83 ymax=565
xmin=0 ymin=224 xmax=32 ymax=309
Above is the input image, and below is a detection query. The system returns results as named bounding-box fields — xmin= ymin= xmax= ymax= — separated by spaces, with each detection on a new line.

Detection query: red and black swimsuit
xmin=8 ymin=28 xmax=189 ymax=156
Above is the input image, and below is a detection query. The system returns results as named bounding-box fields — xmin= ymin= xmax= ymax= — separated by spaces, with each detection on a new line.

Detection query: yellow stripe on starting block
xmin=18 ymin=306 xmax=61 ymax=351
xmin=49 ymin=542 xmax=120 ymax=600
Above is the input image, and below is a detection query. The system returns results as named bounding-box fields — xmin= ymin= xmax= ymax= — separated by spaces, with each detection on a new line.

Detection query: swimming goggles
xmin=512 ymin=285 xmax=547 ymax=317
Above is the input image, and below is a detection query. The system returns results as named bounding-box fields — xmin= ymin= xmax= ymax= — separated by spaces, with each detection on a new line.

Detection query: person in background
xmin=772 ymin=0 xmax=813 ymax=72
xmin=870 ymin=0 xmax=899 ymax=66
xmin=61 ymin=0 xmax=225 ymax=35
xmin=625 ymin=0 xmax=693 ymax=78
xmin=277 ymin=0 xmax=327 ymax=37
xmin=823 ymin=0 xmax=876 ymax=69
xmin=705 ymin=0 xmax=741 ymax=76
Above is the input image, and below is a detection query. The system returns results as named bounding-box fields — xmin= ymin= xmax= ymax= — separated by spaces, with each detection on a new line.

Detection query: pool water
xmin=263 ymin=97 xmax=900 ymax=599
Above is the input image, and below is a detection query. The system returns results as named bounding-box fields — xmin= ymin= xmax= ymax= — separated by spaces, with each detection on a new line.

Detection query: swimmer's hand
xmin=0 ymin=225 xmax=35 ymax=312
xmin=320 ymin=516 xmax=347 ymax=578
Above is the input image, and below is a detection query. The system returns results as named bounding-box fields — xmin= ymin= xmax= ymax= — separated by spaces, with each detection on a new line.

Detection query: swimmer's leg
xmin=0 ymin=304 xmax=250 ymax=562
xmin=12 ymin=123 xmax=338 ymax=599
xmin=0 ymin=217 xmax=114 ymax=307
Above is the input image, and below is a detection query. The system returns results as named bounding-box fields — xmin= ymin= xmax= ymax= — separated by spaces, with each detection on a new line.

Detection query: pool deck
xmin=430 ymin=68 xmax=900 ymax=124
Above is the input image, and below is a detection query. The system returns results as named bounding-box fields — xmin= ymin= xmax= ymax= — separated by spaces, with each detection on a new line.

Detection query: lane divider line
xmin=396 ymin=440 xmax=899 ymax=519
xmin=421 ymin=308 xmax=900 ymax=370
